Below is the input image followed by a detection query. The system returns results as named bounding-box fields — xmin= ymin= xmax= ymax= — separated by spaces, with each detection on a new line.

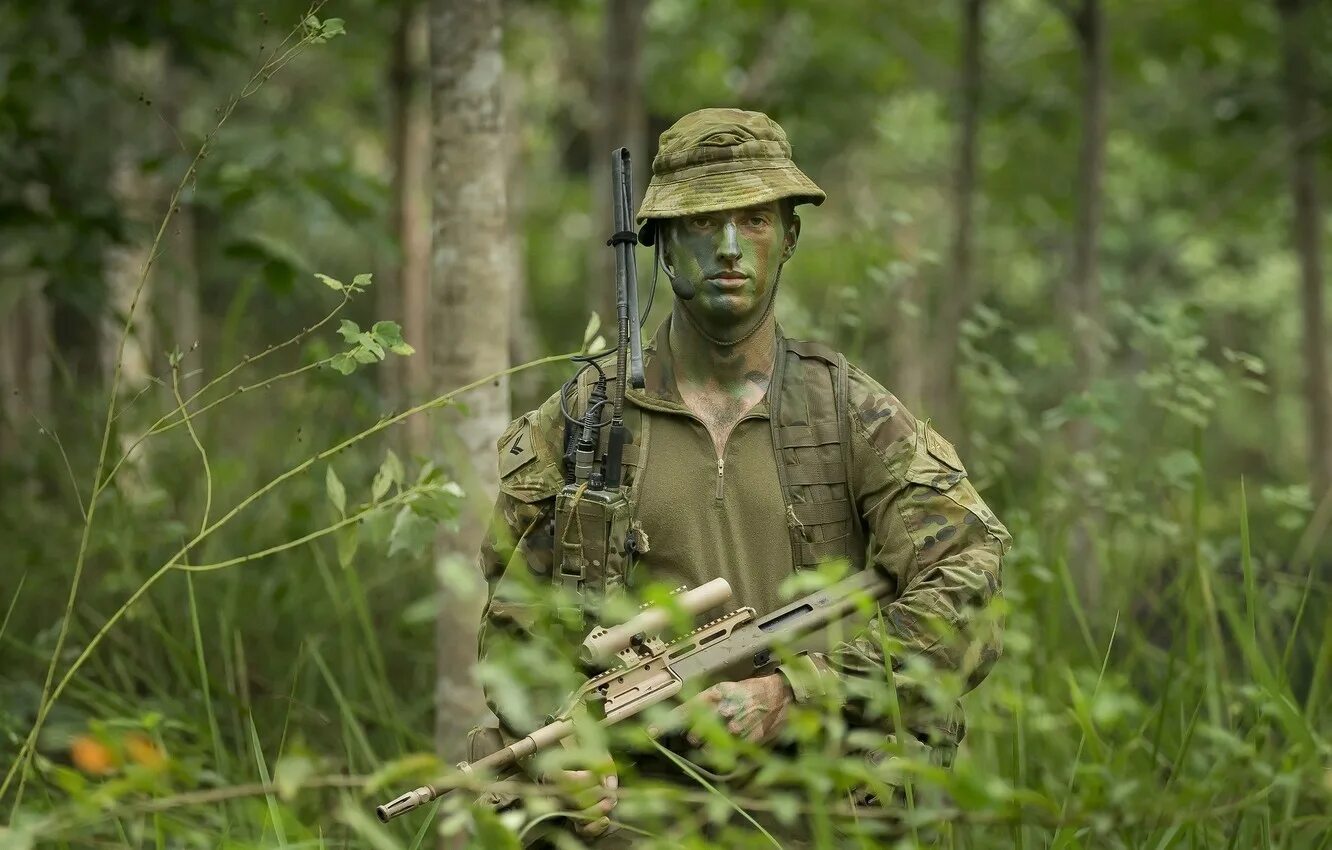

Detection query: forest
xmin=3 ymin=0 xmax=1332 ymax=847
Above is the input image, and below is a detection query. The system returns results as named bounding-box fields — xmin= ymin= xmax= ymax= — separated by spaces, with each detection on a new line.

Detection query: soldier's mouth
xmin=709 ymin=272 xmax=749 ymax=289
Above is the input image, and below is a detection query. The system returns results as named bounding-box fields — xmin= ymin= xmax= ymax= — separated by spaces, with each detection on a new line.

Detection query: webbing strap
xmin=795 ymin=535 xmax=851 ymax=565
xmin=785 ymin=462 xmax=848 ymax=486
xmin=777 ymin=421 xmax=841 ymax=448
xmin=790 ymin=499 xmax=852 ymax=526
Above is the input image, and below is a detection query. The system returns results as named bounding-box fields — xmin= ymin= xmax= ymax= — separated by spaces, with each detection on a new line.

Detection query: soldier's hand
xmin=544 ymin=764 xmax=618 ymax=838
xmin=660 ymin=673 xmax=794 ymax=747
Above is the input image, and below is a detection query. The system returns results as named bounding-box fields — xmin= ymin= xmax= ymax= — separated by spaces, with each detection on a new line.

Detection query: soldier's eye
xmin=747 ymin=215 xmax=768 ymax=227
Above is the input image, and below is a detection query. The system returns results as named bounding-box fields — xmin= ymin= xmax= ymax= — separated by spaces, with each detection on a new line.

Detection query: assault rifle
xmin=374 ymin=566 xmax=894 ymax=822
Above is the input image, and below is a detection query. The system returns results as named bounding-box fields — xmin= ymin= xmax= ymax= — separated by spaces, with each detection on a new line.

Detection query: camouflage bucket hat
xmin=636 ymin=107 xmax=825 ymax=246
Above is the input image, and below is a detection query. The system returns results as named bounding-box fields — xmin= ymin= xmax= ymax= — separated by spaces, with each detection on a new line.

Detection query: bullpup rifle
xmin=374 ymin=566 xmax=894 ymax=822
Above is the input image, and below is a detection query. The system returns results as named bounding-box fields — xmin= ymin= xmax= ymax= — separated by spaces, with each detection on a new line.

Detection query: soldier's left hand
xmin=662 ymin=673 xmax=794 ymax=746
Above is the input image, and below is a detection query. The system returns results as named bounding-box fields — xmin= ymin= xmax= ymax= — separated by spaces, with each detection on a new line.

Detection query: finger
xmin=577 ymin=815 xmax=611 ymax=838
xmin=558 ymin=769 xmax=596 ymax=789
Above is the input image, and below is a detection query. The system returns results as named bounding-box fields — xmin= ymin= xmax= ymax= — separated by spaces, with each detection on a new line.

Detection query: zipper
xmin=715 ymin=456 xmax=725 ymax=501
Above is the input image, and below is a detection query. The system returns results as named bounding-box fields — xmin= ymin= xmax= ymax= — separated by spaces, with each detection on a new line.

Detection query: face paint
xmin=665 ymin=202 xmax=796 ymax=340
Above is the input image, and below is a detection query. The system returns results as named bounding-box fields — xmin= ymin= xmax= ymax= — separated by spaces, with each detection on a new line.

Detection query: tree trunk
xmin=1277 ymin=0 xmax=1332 ymax=502
xmin=103 ymin=45 xmax=169 ymax=396
xmin=589 ymin=0 xmax=648 ymax=327
xmin=0 ymin=274 xmax=51 ymax=464
xmin=429 ymin=0 xmax=514 ymax=766
xmin=1065 ymin=0 xmax=1107 ymax=605
xmin=890 ymin=223 xmax=927 ymax=414
xmin=1068 ymin=0 xmax=1107 ymax=392
xmin=388 ymin=1 xmax=433 ymax=455
xmin=934 ymin=0 xmax=985 ymax=446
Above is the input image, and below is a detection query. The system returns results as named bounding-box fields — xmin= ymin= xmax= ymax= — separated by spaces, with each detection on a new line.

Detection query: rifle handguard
xmin=580 ymin=578 xmax=732 ymax=665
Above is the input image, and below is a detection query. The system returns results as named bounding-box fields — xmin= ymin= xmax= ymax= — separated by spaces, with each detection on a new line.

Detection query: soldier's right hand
xmin=545 ymin=766 xmax=618 ymax=838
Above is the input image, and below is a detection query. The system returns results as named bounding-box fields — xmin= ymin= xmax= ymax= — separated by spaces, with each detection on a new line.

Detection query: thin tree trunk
xmin=506 ymin=67 xmax=541 ymax=406
xmin=429 ymin=0 xmax=513 ymax=766
xmin=1277 ymin=0 xmax=1332 ymax=501
xmin=1068 ymin=0 xmax=1107 ymax=391
xmin=388 ymin=1 xmax=433 ymax=455
xmin=890 ymin=221 xmax=927 ymax=413
xmin=589 ymin=0 xmax=648 ymax=326
xmin=0 ymin=275 xmax=51 ymax=464
xmin=1065 ymin=0 xmax=1107 ymax=605
xmin=935 ymin=0 xmax=985 ymax=446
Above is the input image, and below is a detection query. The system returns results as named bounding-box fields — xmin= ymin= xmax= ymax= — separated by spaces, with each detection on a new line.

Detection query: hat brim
xmin=635 ymin=162 xmax=825 ymax=246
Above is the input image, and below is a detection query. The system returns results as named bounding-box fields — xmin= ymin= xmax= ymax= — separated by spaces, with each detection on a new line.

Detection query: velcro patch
xmin=924 ymin=428 xmax=965 ymax=474
xmin=498 ymin=418 xmax=539 ymax=479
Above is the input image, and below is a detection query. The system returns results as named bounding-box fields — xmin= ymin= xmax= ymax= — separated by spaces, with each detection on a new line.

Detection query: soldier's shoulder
xmin=496 ymin=388 xmax=566 ymax=502
xmin=838 ymin=357 xmax=922 ymax=473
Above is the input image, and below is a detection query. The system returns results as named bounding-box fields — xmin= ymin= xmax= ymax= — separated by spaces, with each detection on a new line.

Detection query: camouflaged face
xmin=637 ymin=107 xmax=825 ymax=245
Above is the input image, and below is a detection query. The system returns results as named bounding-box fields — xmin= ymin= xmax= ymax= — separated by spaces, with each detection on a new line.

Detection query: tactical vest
xmin=556 ymin=333 xmax=868 ymax=601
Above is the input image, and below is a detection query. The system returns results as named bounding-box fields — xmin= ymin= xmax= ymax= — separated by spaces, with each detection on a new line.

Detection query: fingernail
xmin=646 ymin=726 xmax=658 ymax=739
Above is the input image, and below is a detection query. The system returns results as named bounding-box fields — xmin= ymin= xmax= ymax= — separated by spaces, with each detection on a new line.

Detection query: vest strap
xmin=786 ymin=462 xmax=848 ymax=486
xmin=790 ymin=499 xmax=852 ymax=526
xmin=776 ymin=421 xmax=841 ymax=448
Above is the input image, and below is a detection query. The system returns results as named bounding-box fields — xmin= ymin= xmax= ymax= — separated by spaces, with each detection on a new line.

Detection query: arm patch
xmin=498 ymin=417 xmax=539 ymax=479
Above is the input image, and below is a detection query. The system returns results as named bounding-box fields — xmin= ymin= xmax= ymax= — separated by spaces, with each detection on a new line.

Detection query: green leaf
xmin=350 ymin=271 xmax=372 ymax=289
xmin=388 ymin=506 xmax=436 ymax=559
xmin=337 ymin=320 xmax=361 ymax=343
xmin=336 ymin=524 xmax=359 ymax=569
xmin=326 ymin=466 xmax=347 ymax=518
xmin=273 ymin=755 xmax=316 ymax=802
xmin=330 ymin=353 xmax=356 ymax=375
xmin=372 ymin=321 xmax=415 ymax=356
xmin=315 ymin=273 xmax=344 ymax=291
xmin=582 ymin=312 xmax=602 ymax=349
xmin=372 ymin=451 xmax=404 ymax=502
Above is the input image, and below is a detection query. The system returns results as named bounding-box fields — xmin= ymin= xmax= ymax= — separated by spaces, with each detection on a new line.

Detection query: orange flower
xmin=70 ymin=735 xmax=117 ymax=775
xmin=124 ymin=733 xmax=167 ymax=770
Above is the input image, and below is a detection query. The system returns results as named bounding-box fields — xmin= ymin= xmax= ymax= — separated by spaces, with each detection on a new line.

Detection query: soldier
xmin=473 ymin=107 xmax=1010 ymax=847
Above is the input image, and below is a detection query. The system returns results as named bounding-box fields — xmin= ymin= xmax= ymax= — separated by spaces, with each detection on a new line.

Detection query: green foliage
xmin=4 ymin=0 xmax=1332 ymax=847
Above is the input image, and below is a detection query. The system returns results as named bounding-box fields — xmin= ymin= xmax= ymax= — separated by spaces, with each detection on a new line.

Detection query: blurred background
xmin=2 ymin=0 xmax=1332 ymax=846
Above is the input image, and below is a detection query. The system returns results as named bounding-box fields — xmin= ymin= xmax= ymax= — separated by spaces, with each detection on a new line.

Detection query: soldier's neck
xmin=668 ymin=305 xmax=778 ymax=397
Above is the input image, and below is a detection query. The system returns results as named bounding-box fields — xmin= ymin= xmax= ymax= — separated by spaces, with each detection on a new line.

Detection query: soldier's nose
xmin=718 ymin=222 xmax=741 ymax=261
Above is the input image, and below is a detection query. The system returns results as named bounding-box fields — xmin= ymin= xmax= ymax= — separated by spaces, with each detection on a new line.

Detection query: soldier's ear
xmin=780 ymin=213 xmax=800 ymax=264
xmin=659 ymin=221 xmax=678 ymax=278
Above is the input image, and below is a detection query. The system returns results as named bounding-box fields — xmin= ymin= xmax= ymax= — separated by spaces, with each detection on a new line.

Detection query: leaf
xmin=372 ymin=450 xmax=403 ymax=502
xmin=350 ymin=271 xmax=372 ymax=289
xmin=388 ymin=506 xmax=436 ymax=559
xmin=373 ymin=321 xmax=416 ymax=357
xmin=273 ymin=755 xmax=316 ymax=802
xmin=322 ymin=18 xmax=346 ymax=38
xmin=337 ymin=320 xmax=361 ymax=343
xmin=336 ymin=524 xmax=359 ymax=569
xmin=582 ymin=312 xmax=602 ymax=349
xmin=326 ymin=466 xmax=347 ymax=518
xmin=315 ymin=273 xmax=344 ymax=291
xmin=330 ymin=353 xmax=356 ymax=375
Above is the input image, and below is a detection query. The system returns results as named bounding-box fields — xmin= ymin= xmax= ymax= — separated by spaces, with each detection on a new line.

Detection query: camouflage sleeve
xmin=475 ymin=391 xmax=568 ymax=736
xmin=779 ymin=366 xmax=1010 ymax=745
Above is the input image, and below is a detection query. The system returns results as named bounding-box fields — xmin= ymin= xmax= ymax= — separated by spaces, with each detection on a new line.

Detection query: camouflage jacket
xmin=477 ymin=320 xmax=1010 ymax=750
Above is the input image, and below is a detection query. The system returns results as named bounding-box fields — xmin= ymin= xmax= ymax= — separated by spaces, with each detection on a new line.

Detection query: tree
xmin=387 ymin=0 xmax=432 ymax=455
xmin=589 ymin=0 xmax=649 ymax=328
xmin=1276 ymin=0 xmax=1332 ymax=503
xmin=936 ymin=0 xmax=986 ymax=444
xmin=428 ymin=0 xmax=514 ymax=763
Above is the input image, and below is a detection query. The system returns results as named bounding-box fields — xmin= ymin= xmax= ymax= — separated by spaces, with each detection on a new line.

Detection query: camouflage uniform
xmin=474 ymin=109 xmax=1011 ymax=846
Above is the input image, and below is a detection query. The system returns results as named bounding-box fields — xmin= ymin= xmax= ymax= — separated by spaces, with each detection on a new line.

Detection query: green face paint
xmin=664 ymin=202 xmax=795 ymax=339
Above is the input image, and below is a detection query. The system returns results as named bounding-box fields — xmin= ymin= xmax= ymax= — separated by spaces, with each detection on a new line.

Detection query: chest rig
xmin=553 ymin=333 xmax=868 ymax=611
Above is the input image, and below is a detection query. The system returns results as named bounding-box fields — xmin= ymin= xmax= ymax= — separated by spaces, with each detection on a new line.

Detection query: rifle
xmin=374 ymin=566 xmax=894 ymax=822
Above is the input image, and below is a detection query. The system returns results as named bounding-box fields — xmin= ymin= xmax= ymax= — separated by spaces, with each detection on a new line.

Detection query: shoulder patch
xmin=924 ymin=427 xmax=965 ymax=474
xmin=498 ymin=418 xmax=539 ymax=479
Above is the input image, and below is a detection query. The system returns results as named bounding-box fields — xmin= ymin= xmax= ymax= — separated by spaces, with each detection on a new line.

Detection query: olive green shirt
xmin=477 ymin=321 xmax=1010 ymax=747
